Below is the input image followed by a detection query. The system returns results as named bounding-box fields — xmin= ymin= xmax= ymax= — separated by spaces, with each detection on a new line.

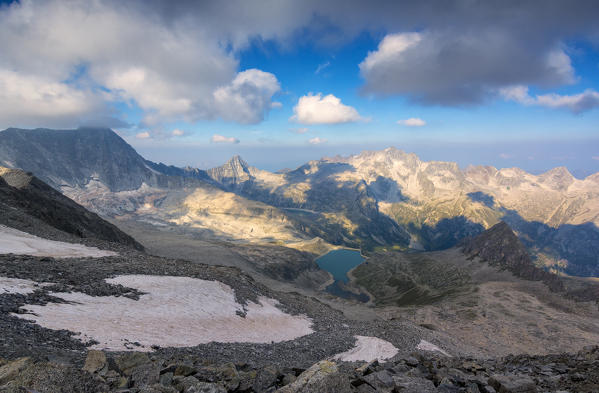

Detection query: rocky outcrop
xmin=462 ymin=222 xmax=563 ymax=292
xmin=3 ymin=346 xmax=599 ymax=392
xmin=0 ymin=166 xmax=143 ymax=250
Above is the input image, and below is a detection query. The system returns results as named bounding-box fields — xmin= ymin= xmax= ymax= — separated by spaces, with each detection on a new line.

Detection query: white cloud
xmin=172 ymin=129 xmax=185 ymax=137
xmin=213 ymin=69 xmax=281 ymax=124
xmin=211 ymin=134 xmax=240 ymax=144
xmin=308 ymin=137 xmax=327 ymax=145
xmin=500 ymin=85 xmax=599 ymax=113
xmin=291 ymin=93 xmax=362 ymax=125
xmin=0 ymin=69 xmax=106 ymax=129
xmin=315 ymin=61 xmax=330 ymax=74
xmin=397 ymin=118 xmax=426 ymax=127
xmin=0 ymin=0 xmax=283 ymax=128
xmin=360 ymin=32 xmax=576 ymax=105
xmin=290 ymin=127 xmax=309 ymax=134
xmin=135 ymin=131 xmax=150 ymax=139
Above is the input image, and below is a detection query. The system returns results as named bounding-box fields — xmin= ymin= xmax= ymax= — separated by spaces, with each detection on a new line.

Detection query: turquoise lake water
xmin=316 ymin=249 xmax=369 ymax=302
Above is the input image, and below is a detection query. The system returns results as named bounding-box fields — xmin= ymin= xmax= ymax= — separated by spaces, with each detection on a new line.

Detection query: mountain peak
xmin=538 ymin=166 xmax=574 ymax=190
xmin=226 ymin=155 xmax=249 ymax=170
xmin=0 ymin=127 xmax=157 ymax=192
xmin=462 ymin=222 xmax=564 ymax=292
xmin=206 ymin=155 xmax=252 ymax=190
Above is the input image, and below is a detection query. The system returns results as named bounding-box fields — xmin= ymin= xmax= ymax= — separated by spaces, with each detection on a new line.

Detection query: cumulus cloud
xmin=211 ymin=134 xmax=240 ymax=144
xmin=213 ymin=69 xmax=281 ymax=124
xmin=135 ymin=131 xmax=151 ymax=139
xmin=360 ymin=31 xmax=577 ymax=105
xmin=291 ymin=93 xmax=362 ymax=125
xmin=397 ymin=118 xmax=426 ymax=127
xmin=308 ymin=137 xmax=327 ymax=145
xmin=1 ymin=0 xmax=598 ymax=127
xmin=0 ymin=69 xmax=106 ymax=129
xmin=172 ymin=129 xmax=185 ymax=137
xmin=0 ymin=0 xmax=282 ymax=128
xmin=500 ymin=85 xmax=599 ymax=113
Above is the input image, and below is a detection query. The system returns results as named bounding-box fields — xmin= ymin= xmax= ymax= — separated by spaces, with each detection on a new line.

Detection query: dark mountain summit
xmin=462 ymin=221 xmax=564 ymax=292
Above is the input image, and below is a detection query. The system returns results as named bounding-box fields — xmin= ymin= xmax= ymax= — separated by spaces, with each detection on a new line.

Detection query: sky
xmin=0 ymin=0 xmax=598 ymax=176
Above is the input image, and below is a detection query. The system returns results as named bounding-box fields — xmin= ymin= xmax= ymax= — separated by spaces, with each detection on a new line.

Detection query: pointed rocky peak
xmin=206 ymin=155 xmax=253 ymax=189
xmin=462 ymin=222 xmax=564 ymax=292
xmin=226 ymin=155 xmax=250 ymax=172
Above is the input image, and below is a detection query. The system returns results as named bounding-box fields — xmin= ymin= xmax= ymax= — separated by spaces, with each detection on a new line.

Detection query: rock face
xmin=207 ymin=155 xmax=253 ymax=191
xmin=0 ymin=166 xmax=143 ymax=250
xmin=462 ymin=222 xmax=563 ymax=292
xmin=0 ymin=127 xmax=207 ymax=192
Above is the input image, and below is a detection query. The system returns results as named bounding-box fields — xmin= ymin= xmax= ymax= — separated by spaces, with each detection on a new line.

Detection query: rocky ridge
xmin=461 ymin=222 xmax=564 ymax=292
xmin=0 ymin=166 xmax=142 ymax=250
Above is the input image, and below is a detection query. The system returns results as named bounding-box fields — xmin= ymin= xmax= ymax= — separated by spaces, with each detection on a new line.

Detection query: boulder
xmin=83 ymin=350 xmax=107 ymax=374
xmin=488 ymin=374 xmax=537 ymax=393
xmin=115 ymin=352 xmax=152 ymax=376
xmin=276 ymin=360 xmax=351 ymax=393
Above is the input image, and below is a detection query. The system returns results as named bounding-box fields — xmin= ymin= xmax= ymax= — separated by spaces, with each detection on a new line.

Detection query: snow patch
xmin=0 ymin=225 xmax=117 ymax=258
xmin=14 ymin=275 xmax=313 ymax=351
xmin=416 ymin=339 xmax=450 ymax=356
xmin=0 ymin=277 xmax=44 ymax=295
xmin=334 ymin=336 xmax=398 ymax=362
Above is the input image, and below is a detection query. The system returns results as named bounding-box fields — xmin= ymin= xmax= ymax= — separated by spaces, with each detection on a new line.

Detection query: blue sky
xmin=0 ymin=1 xmax=598 ymax=175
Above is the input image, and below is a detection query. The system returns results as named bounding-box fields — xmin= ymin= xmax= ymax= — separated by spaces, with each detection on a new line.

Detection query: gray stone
xmin=488 ymin=374 xmax=537 ymax=393
xmin=160 ymin=372 xmax=174 ymax=386
xmin=115 ymin=352 xmax=152 ymax=376
xmin=392 ymin=375 xmax=437 ymax=393
xmin=363 ymin=370 xmax=395 ymax=391
xmin=185 ymin=382 xmax=227 ymax=393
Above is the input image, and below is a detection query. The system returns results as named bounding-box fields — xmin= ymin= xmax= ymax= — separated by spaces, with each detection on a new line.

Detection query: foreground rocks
xmin=1 ymin=346 xmax=599 ymax=392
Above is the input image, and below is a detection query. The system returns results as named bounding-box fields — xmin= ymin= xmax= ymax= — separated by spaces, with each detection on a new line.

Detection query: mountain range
xmin=1 ymin=127 xmax=598 ymax=276
xmin=2 ymin=128 xmax=599 ymax=392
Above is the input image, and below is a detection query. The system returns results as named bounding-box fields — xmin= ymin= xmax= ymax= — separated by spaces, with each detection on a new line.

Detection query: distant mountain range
xmin=1 ymin=127 xmax=598 ymax=276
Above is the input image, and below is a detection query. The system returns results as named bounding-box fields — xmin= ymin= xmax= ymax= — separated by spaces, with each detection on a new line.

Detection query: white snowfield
xmin=0 ymin=277 xmax=44 ymax=295
xmin=0 ymin=225 xmax=117 ymax=258
xmin=416 ymin=339 xmax=451 ymax=356
xmin=334 ymin=336 xmax=399 ymax=362
xmin=14 ymin=275 xmax=314 ymax=351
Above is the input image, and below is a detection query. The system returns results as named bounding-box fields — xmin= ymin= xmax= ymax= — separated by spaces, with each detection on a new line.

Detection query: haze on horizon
xmin=0 ymin=0 xmax=598 ymax=175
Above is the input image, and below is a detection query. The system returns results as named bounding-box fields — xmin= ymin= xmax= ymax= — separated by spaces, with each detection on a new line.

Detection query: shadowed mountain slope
xmin=0 ymin=127 xmax=208 ymax=192
xmin=0 ymin=166 xmax=142 ymax=250
xmin=461 ymin=221 xmax=564 ymax=292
